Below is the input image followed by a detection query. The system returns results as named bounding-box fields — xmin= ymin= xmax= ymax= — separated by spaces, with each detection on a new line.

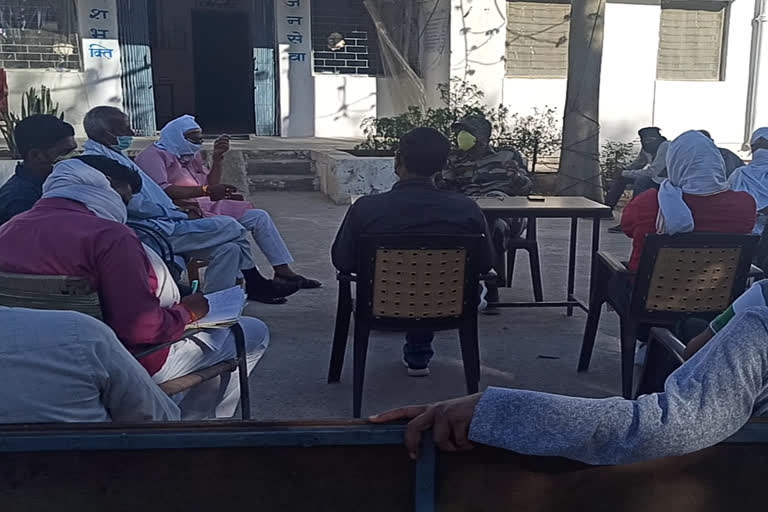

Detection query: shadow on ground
xmin=243 ymin=192 xmax=631 ymax=419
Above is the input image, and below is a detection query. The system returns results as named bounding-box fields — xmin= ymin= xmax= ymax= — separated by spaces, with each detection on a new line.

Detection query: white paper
xmin=194 ymin=286 xmax=246 ymax=329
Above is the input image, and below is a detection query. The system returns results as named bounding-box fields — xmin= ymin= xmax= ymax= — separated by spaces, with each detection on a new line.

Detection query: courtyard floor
xmin=243 ymin=191 xmax=631 ymax=420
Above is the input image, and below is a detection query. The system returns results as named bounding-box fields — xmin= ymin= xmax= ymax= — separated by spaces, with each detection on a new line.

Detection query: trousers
xmin=152 ymin=317 xmax=269 ymax=419
xmin=238 ymin=209 xmax=294 ymax=267
xmin=167 ymin=216 xmax=256 ymax=293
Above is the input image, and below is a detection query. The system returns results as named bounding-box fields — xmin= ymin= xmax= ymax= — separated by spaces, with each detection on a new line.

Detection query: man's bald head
xmin=83 ymin=106 xmax=132 ymax=147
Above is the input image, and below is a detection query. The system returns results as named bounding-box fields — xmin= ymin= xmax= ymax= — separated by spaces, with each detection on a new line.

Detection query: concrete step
xmin=248 ymin=174 xmax=316 ymax=192
xmin=246 ymin=159 xmax=313 ymax=176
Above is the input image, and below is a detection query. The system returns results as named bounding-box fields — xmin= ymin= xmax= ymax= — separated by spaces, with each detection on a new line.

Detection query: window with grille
xmin=0 ymin=1 xmax=81 ymax=71
xmin=656 ymin=1 xmax=728 ymax=81
xmin=506 ymin=0 xmax=570 ymax=79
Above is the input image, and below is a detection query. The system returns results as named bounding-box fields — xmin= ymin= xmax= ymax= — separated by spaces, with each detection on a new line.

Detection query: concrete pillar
xmin=275 ymin=0 xmax=315 ymax=137
xmin=419 ymin=0 xmax=451 ymax=107
xmin=76 ymin=0 xmax=124 ymax=110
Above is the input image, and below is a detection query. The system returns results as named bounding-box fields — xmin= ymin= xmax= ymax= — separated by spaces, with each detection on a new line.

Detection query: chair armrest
xmin=596 ymin=251 xmax=631 ymax=276
xmin=648 ymin=327 xmax=686 ymax=365
xmin=337 ymin=272 xmax=357 ymax=282
xmin=132 ymin=329 xmax=202 ymax=360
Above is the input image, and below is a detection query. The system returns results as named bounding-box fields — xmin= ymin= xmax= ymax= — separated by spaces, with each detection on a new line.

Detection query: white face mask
xmin=183 ymin=138 xmax=203 ymax=155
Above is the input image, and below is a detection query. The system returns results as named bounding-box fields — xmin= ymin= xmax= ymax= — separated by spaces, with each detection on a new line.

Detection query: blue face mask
xmin=112 ymin=135 xmax=134 ymax=152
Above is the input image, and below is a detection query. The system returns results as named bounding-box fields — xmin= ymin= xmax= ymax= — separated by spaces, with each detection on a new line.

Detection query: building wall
xmin=5 ymin=0 xmax=122 ymax=134
xmin=653 ymin=0 xmax=754 ymax=146
xmin=314 ymin=75 xmax=377 ymax=138
xmin=463 ymin=0 xmax=759 ymax=149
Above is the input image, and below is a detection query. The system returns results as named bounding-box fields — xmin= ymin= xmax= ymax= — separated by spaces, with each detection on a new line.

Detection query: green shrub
xmin=1 ymin=86 xmax=65 ymax=158
xmin=599 ymin=140 xmax=635 ymax=192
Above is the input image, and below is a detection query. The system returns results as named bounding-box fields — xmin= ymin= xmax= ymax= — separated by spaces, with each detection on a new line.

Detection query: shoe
xmin=249 ymin=295 xmax=288 ymax=305
xmin=275 ymin=274 xmax=323 ymax=289
xmin=246 ymin=278 xmax=300 ymax=303
xmin=608 ymin=224 xmax=623 ymax=234
xmin=402 ymin=356 xmax=430 ymax=377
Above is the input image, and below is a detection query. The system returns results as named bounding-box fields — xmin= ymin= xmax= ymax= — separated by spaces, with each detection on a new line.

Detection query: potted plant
xmin=0 ymin=86 xmax=65 ymax=185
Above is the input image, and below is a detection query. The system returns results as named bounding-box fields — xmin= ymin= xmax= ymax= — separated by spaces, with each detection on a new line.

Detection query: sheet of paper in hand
xmin=194 ymin=286 xmax=247 ymax=329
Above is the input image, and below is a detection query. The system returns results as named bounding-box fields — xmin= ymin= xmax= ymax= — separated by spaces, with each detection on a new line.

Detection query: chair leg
xmin=506 ymin=248 xmax=517 ymax=288
xmin=232 ymin=323 xmax=251 ymax=420
xmin=620 ymin=318 xmax=638 ymax=399
xmin=528 ymin=245 xmax=544 ymax=302
xmin=328 ymin=281 xmax=353 ymax=383
xmin=458 ymin=315 xmax=480 ymax=394
xmin=352 ymin=319 xmax=372 ymax=418
xmin=577 ymin=261 xmax=606 ymax=373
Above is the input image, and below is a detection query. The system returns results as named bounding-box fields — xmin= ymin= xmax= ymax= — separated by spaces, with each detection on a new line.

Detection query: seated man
xmin=699 ymin=129 xmax=745 ymax=177
xmin=0 ymin=156 xmax=269 ymax=419
xmin=604 ymin=127 xmax=669 ymax=233
xmin=0 ymin=307 xmax=180 ymax=423
xmin=0 ymin=114 xmax=77 ymax=225
xmin=135 ymin=115 xmax=320 ymax=289
xmin=81 ymin=106 xmax=299 ymax=304
xmin=332 ymin=128 xmax=493 ymax=376
xmin=621 ymin=130 xmax=755 ymax=272
xmin=439 ymin=115 xmax=532 ymax=302
xmin=729 ymin=127 xmax=768 ymax=234
xmin=372 ymin=305 xmax=768 ymax=465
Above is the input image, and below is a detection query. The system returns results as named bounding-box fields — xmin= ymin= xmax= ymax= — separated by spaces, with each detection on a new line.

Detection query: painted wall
xmin=314 ymin=75 xmax=376 ymax=138
xmin=654 ymin=0 xmax=754 ymax=147
xmin=5 ymin=0 xmax=122 ymax=134
xmin=466 ymin=0 xmax=759 ymax=149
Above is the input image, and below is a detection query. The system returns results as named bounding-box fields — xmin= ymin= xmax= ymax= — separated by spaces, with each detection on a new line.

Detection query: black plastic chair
xmin=327 ymin=234 xmax=485 ymax=418
xmin=578 ymin=233 xmax=758 ymax=399
xmin=505 ymin=217 xmax=543 ymax=301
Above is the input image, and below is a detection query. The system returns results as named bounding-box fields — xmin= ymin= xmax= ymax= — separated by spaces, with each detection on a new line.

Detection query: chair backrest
xmin=632 ymin=233 xmax=759 ymax=320
xmin=0 ymin=272 xmax=102 ymax=319
xmin=355 ymin=234 xmax=484 ymax=330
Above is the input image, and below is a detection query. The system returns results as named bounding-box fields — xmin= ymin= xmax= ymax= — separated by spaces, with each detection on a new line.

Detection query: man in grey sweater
xmin=372 ymin=308 xmax=768 ymax=465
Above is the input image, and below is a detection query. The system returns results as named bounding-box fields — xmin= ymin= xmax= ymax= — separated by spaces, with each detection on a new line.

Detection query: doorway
xmin=191 ymin=9 xmax=254 ymax=134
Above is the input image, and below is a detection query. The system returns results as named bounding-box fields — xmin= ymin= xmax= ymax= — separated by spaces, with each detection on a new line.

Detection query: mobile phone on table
xmin=528 ymin=195 xmax=545 ymax=202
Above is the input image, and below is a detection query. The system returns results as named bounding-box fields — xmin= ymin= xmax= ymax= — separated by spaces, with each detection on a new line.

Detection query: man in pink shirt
xmin=0 ymin=155 xmax=269 ymax=419
xmin=135 ymin=115 xmax=320 ymax=289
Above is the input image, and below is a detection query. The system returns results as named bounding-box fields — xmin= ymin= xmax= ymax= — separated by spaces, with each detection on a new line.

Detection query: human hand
xmin=183 ymin=204 xmax=204 ymax=219
xmin=181 ymin=293 xmax=210 ymax=320
xmin=369 ymin=393 xmax=483 ymax=460
xmin=208 ymin=183 xmax=238 ymax=201
xmin=213 ymin=135 xmax=231 ymax=161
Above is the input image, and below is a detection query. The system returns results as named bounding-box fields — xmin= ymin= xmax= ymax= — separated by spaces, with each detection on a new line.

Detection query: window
xmin=506 ymin=1 xmax=570 ymax=79
xmin=656 ymin=1 xmax=728 ymax=81
xmin=0 ymin=1 xmax=81 ymax=71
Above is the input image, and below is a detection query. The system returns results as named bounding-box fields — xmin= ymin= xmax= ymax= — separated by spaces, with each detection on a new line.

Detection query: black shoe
xmin=608 ymin=224 xmax=623 ymax=234
xmin=249 ymin=295 xmax=288 ymax=305
xmin=246 ymin=278 xmax=300 ymax=303
xmin=275 ymin=274 xmax=323 ymax=289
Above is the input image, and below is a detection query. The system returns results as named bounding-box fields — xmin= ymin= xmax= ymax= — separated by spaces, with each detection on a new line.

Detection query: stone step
xmin=248 ymin=174 xmax=316 ymax=192
xmin=246 ymin=159 xmax=313 ymax=176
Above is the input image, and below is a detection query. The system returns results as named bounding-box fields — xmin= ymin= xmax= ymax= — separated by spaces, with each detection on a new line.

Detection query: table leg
xmin=567 ymin=217 xmax=578 ymax=316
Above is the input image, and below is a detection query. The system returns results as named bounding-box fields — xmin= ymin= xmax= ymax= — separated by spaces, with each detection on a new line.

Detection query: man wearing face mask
xmin=81 ymin=106 xmax=300 ymax=304
xmin=440 ymin=116 xmax=532 ymax=303
xmin=603 ymin=127 xmax=670 ymax=233
xmin=0 ymin=114 xmax=77 ymax=226
xmin=135 ymin=115 xmax=321 ymax=290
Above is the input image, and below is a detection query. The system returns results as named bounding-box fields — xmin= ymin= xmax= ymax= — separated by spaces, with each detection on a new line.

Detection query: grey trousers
xmin=167 ymin=216 xmax=257 ymax=293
